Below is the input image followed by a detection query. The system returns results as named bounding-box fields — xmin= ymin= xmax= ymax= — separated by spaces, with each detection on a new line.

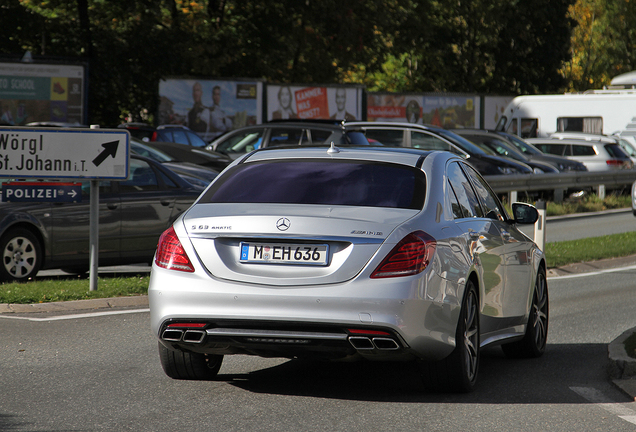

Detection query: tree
xmin=563 ymin=0 xmax=636 ymax=91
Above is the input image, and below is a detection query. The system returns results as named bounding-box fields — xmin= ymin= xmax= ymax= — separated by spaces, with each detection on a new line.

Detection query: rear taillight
xmin=370 ymin=231 xmax=436 ymax=279
xmin=150 ymin=131 xmax=158 ymax=141
xmin=155 ymin=226 xmax=195 ymax=272
xmin=606 ymin=159 xmax=625 ymax=166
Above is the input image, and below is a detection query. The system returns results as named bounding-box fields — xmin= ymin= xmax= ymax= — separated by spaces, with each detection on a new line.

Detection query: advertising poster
xmin=266 ymin=84 xmax=364 ymax=122
xmin=367 ymin=93 xmax=480 ymax=128
xmin=483 ymin=96 xmax=514 ymax=129
xmin=158 ymin=79 xmax=263 ymax=141
xmin=0 ymin=62 xmax=85 ymax=126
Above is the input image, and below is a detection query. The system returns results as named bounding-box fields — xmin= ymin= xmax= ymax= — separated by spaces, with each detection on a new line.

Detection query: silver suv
xmin=527 ymin=136 xmax=633 ymax=171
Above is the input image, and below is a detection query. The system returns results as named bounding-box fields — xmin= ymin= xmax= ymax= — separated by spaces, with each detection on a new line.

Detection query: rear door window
xmin=572 ymin=145 xmax=597 ymax=156
xmin=446 ymin=162 xmax=482 ymax=218
xmin=215 ymin=130 xmax=264 ymax=155
xmin=362 ymin=129 xmax=404 ymax=147
xmin=268 ymin=128 xmax=307 ymax=147
xmin=535 ymin=143 xmax=567 ymax=156
xmin=202 ymin=159 xmax=426 ymax=209
xmin=411 ymin=131 xmax=453 ymax=150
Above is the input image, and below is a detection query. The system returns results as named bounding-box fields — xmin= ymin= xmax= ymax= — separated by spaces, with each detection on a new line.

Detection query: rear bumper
xmin=149 ymin=264 xmax=463 ymax=361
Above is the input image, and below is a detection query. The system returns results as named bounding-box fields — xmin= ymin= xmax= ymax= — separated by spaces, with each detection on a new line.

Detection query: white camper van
xmin=495 ymin=90 xmax=636 ymax=144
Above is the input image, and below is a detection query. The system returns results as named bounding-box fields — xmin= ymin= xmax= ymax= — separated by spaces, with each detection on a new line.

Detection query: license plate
xmin=240 ymin=242 xmax=329 ymax=266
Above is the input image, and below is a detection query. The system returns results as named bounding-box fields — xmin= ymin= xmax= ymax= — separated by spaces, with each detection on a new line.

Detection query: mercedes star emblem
xmin=276 ymin=217 xmax=291 ymax=231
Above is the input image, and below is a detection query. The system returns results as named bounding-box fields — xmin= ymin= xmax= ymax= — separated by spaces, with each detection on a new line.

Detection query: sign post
xmin=0 ymin=126 xmax=130 ymax=290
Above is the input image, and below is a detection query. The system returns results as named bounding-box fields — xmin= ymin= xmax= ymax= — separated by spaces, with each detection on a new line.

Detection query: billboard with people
xmin=0 ymin=61 xmax=86 ymax=126
xmin=367 ymin=93 xmax=480 ymax=128
xmin=266 ymin=84 xmax=364 ymax=122
xmin=158 ymin=78 xmax=264 ymax=142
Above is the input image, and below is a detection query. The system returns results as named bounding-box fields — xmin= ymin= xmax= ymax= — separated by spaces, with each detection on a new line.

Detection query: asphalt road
xmin=519 ymin=209 xmax=635 ymax=243
xmin=2 ymin=267 xmax=636 ymax=431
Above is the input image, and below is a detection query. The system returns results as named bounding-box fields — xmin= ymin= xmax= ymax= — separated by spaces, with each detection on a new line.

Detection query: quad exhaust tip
xmin=348 ymin=336 xmax=400 ymax=351
xmin=161 ymin=329 xmax=206 ymax=344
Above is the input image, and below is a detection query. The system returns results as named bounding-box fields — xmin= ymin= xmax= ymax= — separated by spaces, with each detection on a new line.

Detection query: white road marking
xmin=571 ymin=386 xmax=636 ymax=425
xmin=0 ymin=308 xmax=149 ymax=321
xmin=549 ymin=265 xmax=636 ymax=280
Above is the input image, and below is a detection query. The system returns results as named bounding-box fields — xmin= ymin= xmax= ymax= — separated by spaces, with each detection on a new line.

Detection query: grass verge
xmin=545 ymin=231 xmax=636 ymax=268
xmin=0 ymin=275 xmax=150 ymax=305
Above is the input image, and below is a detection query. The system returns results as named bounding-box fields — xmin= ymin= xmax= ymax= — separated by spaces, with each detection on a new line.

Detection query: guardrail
xmin=484 ymin=169 xmax=636 ymax=202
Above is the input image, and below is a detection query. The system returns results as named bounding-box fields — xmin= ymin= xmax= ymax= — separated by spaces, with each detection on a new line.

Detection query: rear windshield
xmin=605 ymin=143 xmax=629 ymax=158
xmin=201 ymin=159 xmax=425 ymax=209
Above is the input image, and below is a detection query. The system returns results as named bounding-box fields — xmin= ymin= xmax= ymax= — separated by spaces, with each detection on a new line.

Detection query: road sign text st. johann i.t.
xmin=0 ymin=127 xmax=130 ymax=180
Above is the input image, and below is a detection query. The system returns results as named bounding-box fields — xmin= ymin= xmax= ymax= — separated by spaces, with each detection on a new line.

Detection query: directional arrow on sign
xmin=92 ymin=140 xmax=120 ymax=167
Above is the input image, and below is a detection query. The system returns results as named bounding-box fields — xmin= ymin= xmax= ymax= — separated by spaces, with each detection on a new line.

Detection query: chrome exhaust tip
xmin=162 ymin=329 xmax=184 ymax=342
xmin=372 ymin=337 xmax=400 ymax=350
xmin=183 ymin=330 xmax=206 ymax=344
xmin=348 ymin=336 xmax=374 ymax=350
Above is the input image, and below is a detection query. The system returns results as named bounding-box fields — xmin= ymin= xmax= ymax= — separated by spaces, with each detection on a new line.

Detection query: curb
xmin=608 ymin=328 xmax=636 ymax=400
xmin=0 ymin=295 xmax=149 ymax=315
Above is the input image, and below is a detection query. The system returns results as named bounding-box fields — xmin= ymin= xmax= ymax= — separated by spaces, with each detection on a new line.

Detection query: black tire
xmin=158 ymin=342 xmax=223 ymax=380
xmin=421 ymin=279 xmax=480 ymax=393
xmin=0 ymin=228 xmax=42 ymax=282
xmin=502 ymin=267 xmax=549 ymax=358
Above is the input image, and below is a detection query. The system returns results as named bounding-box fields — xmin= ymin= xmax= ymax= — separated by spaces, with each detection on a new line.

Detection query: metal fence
xmin=484 ymin=169 xmax=636 ymax=202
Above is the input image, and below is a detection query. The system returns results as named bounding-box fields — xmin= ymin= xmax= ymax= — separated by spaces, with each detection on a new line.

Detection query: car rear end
xmin=149 ymin=147 xmax=460 ymax=363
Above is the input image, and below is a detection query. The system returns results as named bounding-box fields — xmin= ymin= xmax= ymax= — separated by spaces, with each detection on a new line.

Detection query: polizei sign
xmin=0 ymin=127 xmax=130 ymax=180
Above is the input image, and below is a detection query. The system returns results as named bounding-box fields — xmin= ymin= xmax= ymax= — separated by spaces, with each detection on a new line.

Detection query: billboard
xmin=266 ymin=84 xmax=364 ymax=122
xmin=0 ymin=62 xmax=86 ymax=126
xmin=367 ymin=93 xmax=480 ymax=128
xmin=158 ymin=78 xmax=263 ymax=142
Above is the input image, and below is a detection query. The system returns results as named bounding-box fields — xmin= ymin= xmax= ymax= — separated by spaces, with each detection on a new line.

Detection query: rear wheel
xmin=158 ymin=343 xmax=223 ymax=380
xmin=502 ymin=267 xmax=549 ymax=358
xmin=0 ymin=228 xmax=42 ymax=282
xmin=421 ymin=279 xmax=479 ymax=393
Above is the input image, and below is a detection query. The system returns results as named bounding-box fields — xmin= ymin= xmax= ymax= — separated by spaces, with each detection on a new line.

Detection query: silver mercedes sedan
xmin=149 ymin=145 xmax=548 ymax=392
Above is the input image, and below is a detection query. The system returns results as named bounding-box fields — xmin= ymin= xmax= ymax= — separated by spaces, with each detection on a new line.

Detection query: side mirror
xmin=511 ymin=202 xmax=539 ymax=225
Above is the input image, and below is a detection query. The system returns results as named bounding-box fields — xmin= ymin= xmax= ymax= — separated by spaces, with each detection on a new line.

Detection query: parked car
xmin=139 ymin=140 xmax=232 ymax=172
xmin=344 ymin=121 xmax=534 ymax=176
xmin=550 ymin=131 xmax=636 ymax=163
xmin=130 ymin=140 xmax=219 ymax=189
xmin=526 ymin=137 xmax=633 ymax=171
xmin=452 ymin=129 xmax=587 ymax=172
xmin=451 ymin=129 xmax=559 ymax=173
xmin=117 ymin=123 xmax=209 ymax=147
xmin=207 ymin=120 xmax=370 ymax=160
xmin=0 ymin=155 xmax=202 ymax=281
xmin=149 ymin=146 xmax=548 ymax=392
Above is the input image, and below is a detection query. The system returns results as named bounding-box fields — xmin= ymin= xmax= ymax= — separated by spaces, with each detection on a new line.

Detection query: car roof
xmin=239 ymin=143 xmax=440 ymax=166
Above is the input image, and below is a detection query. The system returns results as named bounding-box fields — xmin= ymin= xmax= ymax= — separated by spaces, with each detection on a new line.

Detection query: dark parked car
xmin=207 ymin=120 xmax=370 ymax=160
xmin=117 ymin=123 xmax=209 ymax=147
xmin=450 ymin=129 xmax=560 ymax=173
xmin=142 ymin=140 xmax=232 ymax=172
xmin=0 ymin=155 xmax=202 ymax=281
xmin=453 ymin=129 xmax=588 ymax=172
xmin=130 ymin=140 xmax=220 ymax=188
xmin=345 ymin=122 xmax=534 ymax=176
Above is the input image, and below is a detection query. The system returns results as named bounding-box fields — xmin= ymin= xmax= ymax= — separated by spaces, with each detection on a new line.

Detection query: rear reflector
xmin=347 ymin=329 xmax=391 ymax=336
xmin=370 ymin=230 xmax=436 ymax=278
xmin=167 ymin=323 xmax=206 ymax=328
xmin=155 ymin=226 xmax=195 ymax=272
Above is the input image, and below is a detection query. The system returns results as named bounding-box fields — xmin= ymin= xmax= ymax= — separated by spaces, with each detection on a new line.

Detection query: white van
xmin=495 ymin=90 xmax=636 ymax=144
